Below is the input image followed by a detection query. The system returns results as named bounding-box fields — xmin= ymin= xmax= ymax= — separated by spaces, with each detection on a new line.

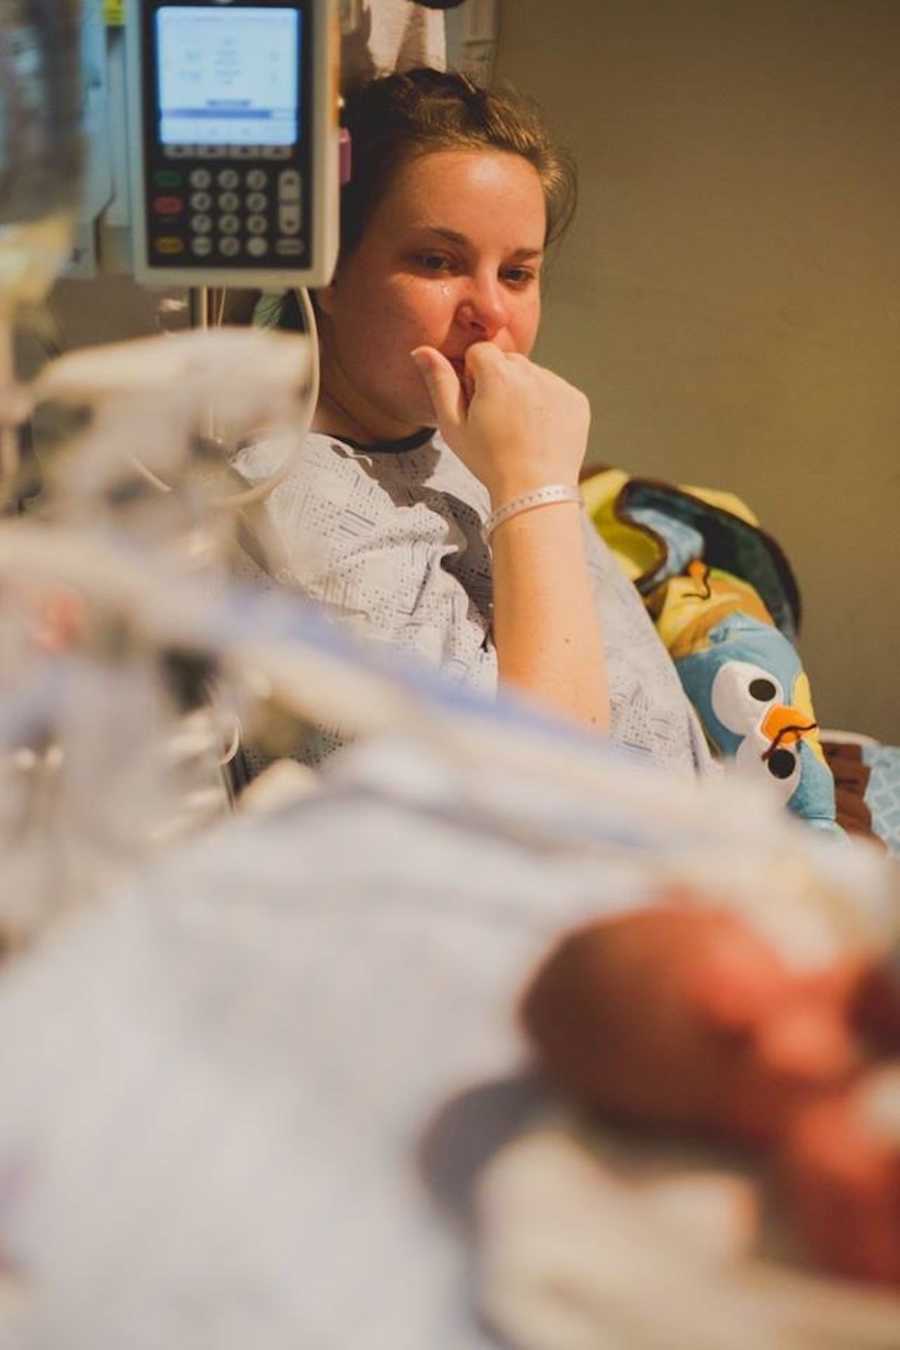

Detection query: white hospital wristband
xmin=482 ymin=484 xmax=582 ymax=544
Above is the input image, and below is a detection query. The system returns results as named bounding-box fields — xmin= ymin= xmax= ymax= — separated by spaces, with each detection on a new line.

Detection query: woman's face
xmin=317 ymin=149 xmax=547 ymax=439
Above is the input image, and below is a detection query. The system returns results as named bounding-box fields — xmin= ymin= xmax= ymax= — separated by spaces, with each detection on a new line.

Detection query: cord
xmin=209 ymin=286 xmax=319 ymax=510
xmin=295 ymin=287 xmax=320 ymax=417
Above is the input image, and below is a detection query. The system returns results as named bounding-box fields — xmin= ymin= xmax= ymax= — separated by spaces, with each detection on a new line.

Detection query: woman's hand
xmin=411 ymin=342 xmax=590 ymax=505
xmin=412 ymin=341 xmax=607 ymax=730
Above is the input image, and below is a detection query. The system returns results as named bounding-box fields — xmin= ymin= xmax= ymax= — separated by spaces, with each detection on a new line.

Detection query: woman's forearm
xmin=489 ymin=502 xmax=610 ymax=731
xmin=409 ymin=343 xmax=606 ymax=727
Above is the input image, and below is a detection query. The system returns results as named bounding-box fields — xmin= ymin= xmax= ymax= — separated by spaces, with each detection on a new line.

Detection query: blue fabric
xmin=862 ymin=743 xmax=900 ymax=857
xmin=612 ymin=479 xmax=801 ymax=641
xmin=675 ymin=612 xmax=840 ymax=833
xmin=627 ymin=506 xmax=705 ymax=583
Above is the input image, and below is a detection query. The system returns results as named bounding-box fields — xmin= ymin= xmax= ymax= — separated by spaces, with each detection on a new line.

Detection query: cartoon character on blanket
xmin=582 ymin=470 xmax=896 ymax=848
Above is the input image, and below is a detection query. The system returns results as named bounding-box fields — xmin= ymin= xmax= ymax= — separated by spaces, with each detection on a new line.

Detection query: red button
xmin=153 ymin=195 xmax=184 ymax=215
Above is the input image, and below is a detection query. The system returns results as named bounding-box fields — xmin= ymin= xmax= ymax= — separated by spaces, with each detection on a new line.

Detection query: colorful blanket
xmin=581 ymin=470 xmax=852 ymax=840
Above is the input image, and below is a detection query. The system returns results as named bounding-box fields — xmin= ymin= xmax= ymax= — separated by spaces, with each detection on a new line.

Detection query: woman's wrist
xmin=482 ymin=484 xmax=582 ymax=543
xmin=486 ymin=468 xmax=580 ymax=510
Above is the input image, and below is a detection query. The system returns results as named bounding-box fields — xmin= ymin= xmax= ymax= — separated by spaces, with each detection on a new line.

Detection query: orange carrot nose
xmin=761 ymin=704 xmax=817 ymax=746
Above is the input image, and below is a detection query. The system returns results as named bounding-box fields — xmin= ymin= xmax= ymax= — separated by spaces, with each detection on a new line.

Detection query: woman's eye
xmin=502 ymin=267 xmax=536 ymax=287
xmin=415 ymin=254 xmax=455 ymax=273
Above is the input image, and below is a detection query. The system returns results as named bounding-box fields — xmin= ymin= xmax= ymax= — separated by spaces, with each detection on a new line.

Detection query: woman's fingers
xmin=410 ymin=347 xmax=466 ymax=439
xmin=412 ymin=342 xmax=589 ymax=498
xmin=463 ymin=341 xmax=507 ymax=382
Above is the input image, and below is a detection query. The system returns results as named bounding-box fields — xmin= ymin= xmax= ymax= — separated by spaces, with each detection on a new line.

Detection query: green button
xmin=154 ymin=169 xmax=183 ymax=188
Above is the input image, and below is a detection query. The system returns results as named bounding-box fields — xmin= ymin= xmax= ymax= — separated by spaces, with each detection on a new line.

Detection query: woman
xmin=246 ymin=68 xmax=708 ymax=774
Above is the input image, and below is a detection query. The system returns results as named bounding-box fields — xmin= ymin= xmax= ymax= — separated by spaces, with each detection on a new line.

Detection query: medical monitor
xmin=126 ymin=0 xmax=338 ymax=287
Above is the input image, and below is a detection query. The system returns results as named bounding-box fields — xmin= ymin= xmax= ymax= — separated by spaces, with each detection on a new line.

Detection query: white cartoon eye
xmin=735 ymin=727 xmax=802 ymax=804
xmin=711 ymin=661 xmax=784 ymax=735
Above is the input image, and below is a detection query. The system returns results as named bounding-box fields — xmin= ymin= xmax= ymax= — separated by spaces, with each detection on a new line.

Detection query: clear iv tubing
xmin=131 ymin=289 xmax=216 ymax=494
xmin=207 ymin=287 xmax=319 ymax=512
xmin=149 ymin=286 xmax=320 ymax=513
xmin=296 ymin=287 xmax=321 ymax=417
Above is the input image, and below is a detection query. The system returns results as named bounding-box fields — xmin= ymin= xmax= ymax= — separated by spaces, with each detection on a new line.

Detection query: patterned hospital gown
xmin=238 ymin=431 xmax=710 ymax=775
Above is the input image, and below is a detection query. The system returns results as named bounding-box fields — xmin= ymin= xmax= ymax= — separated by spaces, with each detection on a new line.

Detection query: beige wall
xmin=495 ymin=0 xmax=899 ymax=742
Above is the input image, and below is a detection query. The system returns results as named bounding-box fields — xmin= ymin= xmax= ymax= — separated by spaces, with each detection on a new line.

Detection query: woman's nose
xmin=456 ymin=273 xmax=510 ymax=339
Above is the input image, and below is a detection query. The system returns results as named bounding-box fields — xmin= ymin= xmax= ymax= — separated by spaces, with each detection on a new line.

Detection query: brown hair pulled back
xmin=339 ymin=68 xmax=577 ymax=261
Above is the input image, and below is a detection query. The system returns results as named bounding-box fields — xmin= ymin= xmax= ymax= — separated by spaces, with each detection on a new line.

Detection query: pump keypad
xmin=149 ymin=159 xmax=307 ymax=269
xmin=163 ymin=145 xmax=292 ymax=162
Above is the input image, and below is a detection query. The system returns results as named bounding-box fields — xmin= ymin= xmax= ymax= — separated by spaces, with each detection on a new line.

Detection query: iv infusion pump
xmin=124 ymin=0 xmax=339 ymax=288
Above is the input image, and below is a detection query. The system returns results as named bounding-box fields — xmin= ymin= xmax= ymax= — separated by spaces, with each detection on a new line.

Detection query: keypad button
xmin=190 ymin=191 xmax=212 ymax=211
xmin=218 ymin=191 xmax=240 ymax=212
xmin=191 ymin=214 xmax=213 ymax=234
xmin=219 ymin=214 xmax=240 ymax=236
xmin=246 ymin=169 xmax=267 ymax=191
xmin=246 ymin=192 xmax=268 ymax=213
xmin=278 ymin=204 xmax=301 ymax=236
xmin=190 ymin=169 xmax=212 ymax=189
xmin=278 ymin=169 xmax=301 ymax=203
xmin=191 ymin=236 xmax=213 ymax=257
xmin=218 ymin=169 xmax=239 ymax=189
xmin=153 ymin=195 xmax=183 ymax=216
xmin=247 ymin=237 xmax=269 ymax=258
xmin=154 ymin=236 xmax=184 ymax=255
xmin=246 ymin=214 xmax=268 ymax=236
xmin=275 ymin=238 xmax=304 ymax=257
xmin=219 ymin=236 xmax=241 ymax=257
xmin=154 ymin=169 xmax=183 ymax=188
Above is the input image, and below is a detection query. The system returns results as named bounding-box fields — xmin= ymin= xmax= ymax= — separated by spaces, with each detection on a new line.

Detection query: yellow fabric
xmin=580 ymin=469 xmax=662 ymax=583
xmin=650 ymin=563 xmax=773 ymax=662
xmin=580 ymin=470 xmax=761 ymax=586
xmin=581 ymin=468 xmax=836 ymax=827
xmin=790 ymin=671 xmax=827 ymax=767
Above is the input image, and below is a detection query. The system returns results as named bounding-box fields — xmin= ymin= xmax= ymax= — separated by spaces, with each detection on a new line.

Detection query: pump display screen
xmin=156 ymin=6 xmax=300 ymax=147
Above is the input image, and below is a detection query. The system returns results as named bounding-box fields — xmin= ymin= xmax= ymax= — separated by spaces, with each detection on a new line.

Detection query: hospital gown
xmin=237 ymin=431 xmax=710 ymax=775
